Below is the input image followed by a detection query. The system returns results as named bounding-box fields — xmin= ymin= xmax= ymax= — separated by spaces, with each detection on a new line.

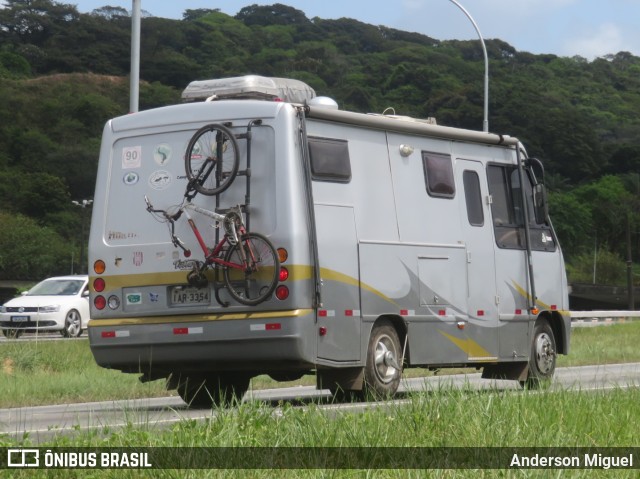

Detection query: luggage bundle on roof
xmin=181 ymin=75 xmax=316 ymax=104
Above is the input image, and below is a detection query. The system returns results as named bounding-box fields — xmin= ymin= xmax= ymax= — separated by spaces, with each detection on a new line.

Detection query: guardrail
xmin=570 ymin=310 xmax=638 ymax=319
xmin=570 ymin=310 xmax=638 ymax=327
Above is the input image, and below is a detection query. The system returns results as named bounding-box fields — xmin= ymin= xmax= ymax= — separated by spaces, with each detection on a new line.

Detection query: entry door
xmin=456 ymin=159 xmax=498 ymax=361
xmin=314 ymin=204 xmax=361 ymax=361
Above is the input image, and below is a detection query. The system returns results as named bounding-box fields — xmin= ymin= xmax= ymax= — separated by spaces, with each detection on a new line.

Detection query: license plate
xmin=170 ymin=287 xmax=210 ymax=306
xmin=10 ymin=316 xmax=29 ymax=322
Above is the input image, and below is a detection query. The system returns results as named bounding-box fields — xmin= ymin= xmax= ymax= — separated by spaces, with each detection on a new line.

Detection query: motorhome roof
xmin=306 ymin=105 xmax=521 ymax=147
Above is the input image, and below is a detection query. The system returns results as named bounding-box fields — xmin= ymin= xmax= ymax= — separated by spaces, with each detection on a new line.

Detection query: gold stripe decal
xmin=511 ymin=280 xmax=550 ymax=310
xmin=319 ymin=267 xmax=399 ymax=307
xmin=89 ymin=309 xmax=314 ymax=327
xmin=439 ymin=330 xmax=494 ymax=359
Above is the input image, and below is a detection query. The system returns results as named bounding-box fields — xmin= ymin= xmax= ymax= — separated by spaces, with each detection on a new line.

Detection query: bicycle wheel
xmin=223 ymin=232 xmax=279 ymax=306
xmin=185 ymin=123 xmax=240 ymax=196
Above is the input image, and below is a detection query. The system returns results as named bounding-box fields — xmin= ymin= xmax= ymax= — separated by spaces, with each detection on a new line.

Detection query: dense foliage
xmin=0 ymin=0 xmax=638 ymax=283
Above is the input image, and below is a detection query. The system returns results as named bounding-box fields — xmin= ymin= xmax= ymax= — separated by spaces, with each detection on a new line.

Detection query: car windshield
xmin=27 ymin=279 xmax=84 ymax=296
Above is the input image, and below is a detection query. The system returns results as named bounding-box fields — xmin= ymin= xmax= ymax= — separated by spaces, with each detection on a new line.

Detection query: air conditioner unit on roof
xmin=181 ymin=75 xmax=316 ymax=104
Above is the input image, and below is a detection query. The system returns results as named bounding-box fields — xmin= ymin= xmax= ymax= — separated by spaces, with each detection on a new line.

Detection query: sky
xmin=61 ymin=1 xmax=640 ymax=59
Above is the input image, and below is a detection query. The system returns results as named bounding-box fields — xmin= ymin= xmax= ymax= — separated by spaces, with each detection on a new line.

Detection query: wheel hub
xmin=534 ymin=332 xmax=555 ymax=374
xmin=374 ymin=336 xmax=400 ymax=384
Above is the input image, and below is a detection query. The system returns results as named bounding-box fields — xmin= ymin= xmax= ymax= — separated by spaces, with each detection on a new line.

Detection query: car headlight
xmin=39 ymin=305 xmax=60 ymax=313
xmin=0 ymin=305 xmax=5 ymax=313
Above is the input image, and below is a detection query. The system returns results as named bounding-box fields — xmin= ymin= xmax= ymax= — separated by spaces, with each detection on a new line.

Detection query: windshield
xmin=27 ymin=279 xmax=84 ymax=296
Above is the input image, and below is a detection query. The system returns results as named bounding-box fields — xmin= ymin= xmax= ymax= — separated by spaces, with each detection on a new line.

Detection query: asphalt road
xmin=1 ymin=362 xmax=638 ymax=444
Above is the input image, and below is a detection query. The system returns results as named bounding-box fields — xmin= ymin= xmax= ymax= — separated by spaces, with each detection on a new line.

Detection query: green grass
xmin=1 ymin=324 xmax=639 ymax=477
xmin=0 ymin=321 xmax=639 ymax=408
xmin=2 ymin=387 xmax=639 ymax=477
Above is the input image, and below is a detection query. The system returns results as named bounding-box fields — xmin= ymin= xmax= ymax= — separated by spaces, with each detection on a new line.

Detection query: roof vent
xmin=308 ymin=96 xmax=339 ymax=110
xmin=182 ymin=75 xmax=316 ymax=104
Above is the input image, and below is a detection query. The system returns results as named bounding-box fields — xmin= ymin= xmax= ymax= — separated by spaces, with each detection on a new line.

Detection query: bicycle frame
xmin=145 ymin=196 xmax=252 ymax=273
xmin=181 ymin=204 xmax=246 ymax=270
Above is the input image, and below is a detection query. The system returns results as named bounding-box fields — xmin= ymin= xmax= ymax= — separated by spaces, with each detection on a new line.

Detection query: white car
xmin=0 ymin=275 xmax=90 ymax=339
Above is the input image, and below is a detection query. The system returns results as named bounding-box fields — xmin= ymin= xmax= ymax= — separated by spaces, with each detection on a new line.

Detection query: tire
xmin=2 ymin=329 xmax=23 ymax=339
xmin=363 ymin=320 xmax=402 ymax=398
xmin=176 ymin=375 xmax=250 ymax=408
xmin=185 ymin=123 xmax=239 ymax=196
xmin=223 ymin=232 xmax=279 ymax=306
xmin=61 ymin=309 xmax=82 ymax=338
xmin=521 ymin=319 xmax=557 ymax=389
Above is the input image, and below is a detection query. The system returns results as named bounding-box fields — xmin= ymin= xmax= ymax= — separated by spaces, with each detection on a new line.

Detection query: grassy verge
xmin=0 ymin=321 xmax=639 ymax=408
xmin=2 ymin=387 xmax=639 ymax=477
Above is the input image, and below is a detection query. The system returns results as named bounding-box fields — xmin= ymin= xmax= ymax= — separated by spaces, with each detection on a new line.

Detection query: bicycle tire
xmin=223 ymin=232 xmax=280 ymax=306
xmin=185 ymin=123 xmax=240 ymax=196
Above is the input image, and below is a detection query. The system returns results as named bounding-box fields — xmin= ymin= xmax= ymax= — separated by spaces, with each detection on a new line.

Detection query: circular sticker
xmin=154 ymin=144 xmax=172 ymax=165
xmin=149 ymin=170 xmax=172 ymax=190
xmin=123 ymin=172 xmax=139 ymax=185
xmin=188 ymin=140 xmax=203 ymax=159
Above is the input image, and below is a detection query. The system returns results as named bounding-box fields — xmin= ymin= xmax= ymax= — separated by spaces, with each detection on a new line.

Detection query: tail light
xmin=279 ymin=267 xmax=289 ymax=282
xmin=275 ymin=285 xmax=289 ymax=301
xmin=94 ymin=296 xmax=106 ymax=310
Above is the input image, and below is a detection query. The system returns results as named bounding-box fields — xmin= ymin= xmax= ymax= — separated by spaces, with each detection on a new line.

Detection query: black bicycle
xmin=184 ymin=123 xmax=240 ymax=196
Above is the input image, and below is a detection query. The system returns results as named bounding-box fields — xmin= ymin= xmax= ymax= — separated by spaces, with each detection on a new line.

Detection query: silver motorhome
xmin=88 ymin=76 xmax=570 ymax=406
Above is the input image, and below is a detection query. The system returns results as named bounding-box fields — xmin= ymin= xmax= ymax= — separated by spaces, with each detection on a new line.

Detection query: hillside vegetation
xmin=0 ymin=1 xmax=639 ymax=283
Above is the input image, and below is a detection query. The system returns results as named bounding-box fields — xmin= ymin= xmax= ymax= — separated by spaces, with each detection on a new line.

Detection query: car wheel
xmin=2 ymin=329 xmax=23 ymax=339
xmin=61 ymin=309 xmax=82 ymax=338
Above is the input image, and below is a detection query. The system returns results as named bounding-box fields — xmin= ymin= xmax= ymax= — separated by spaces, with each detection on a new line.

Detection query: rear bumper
xmin=88 ymin=309 xmax=317 ymax=374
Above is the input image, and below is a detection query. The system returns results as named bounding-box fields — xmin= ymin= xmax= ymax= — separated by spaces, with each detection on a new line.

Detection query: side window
xmin=308 ymin=137 xmax=351 ymax=183
xmin=487 ymin=165 xmax=555 ymax=251
xmin=463 ymin=170 xmax=484 ymax=226
xmin=422 ymin=152 xmax=455 ymax=198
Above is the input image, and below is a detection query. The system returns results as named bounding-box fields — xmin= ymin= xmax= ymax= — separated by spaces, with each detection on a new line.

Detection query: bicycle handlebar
xmin=144 ymin=195 xmax=183 ymax=222
xmin=144 ymin=195 xmax=191 ymax=256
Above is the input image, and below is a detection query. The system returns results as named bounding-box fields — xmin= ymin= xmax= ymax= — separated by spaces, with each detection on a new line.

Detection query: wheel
xmin=363 ymin=320 xmax=402 ymax=398
xmin=60 ymin=309 xmax=82 ymax=338
xmin=268 ymin=372 xmax=305 ymax=382
xmin=223 ymin=232 xmax=279 ymax=306
xmin=521 ymin=319 xmax=557 ymax=389
xmin=176 ymin=375 xmax=250 ymax=408
xmin=2 ymin=329 xmax=23 ymax=339
xmin=185 ymin=123 xmax=239 ymax=196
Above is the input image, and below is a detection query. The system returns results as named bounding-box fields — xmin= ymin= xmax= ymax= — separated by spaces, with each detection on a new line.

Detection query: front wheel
xmin=223 ymin=232 xmax=279 ymax=306
xmin=521 ymin=319 xmax=557 ymax=389
xmin=363 ymin=320 xmax=402 ymax=398
xmin=61 ymin=309 xmax=82 ymax=338
xmin=185 ymin=123 xmax=240 ymax=196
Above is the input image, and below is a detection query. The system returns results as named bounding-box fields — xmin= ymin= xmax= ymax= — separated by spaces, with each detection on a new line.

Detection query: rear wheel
xmin=185 ymin=123 xmax=239 ymax=196
xmin=2 ymin=329 xmax=23 ymax=339
xmin=176 ymin=375 xmax=250 ymax=408
xmin=223 ymin=232 xmax=279 ymax=306
xmin=363 ymin=320 xmax=402 ymax=398
xmin=61 ymin=309 xmax=82 ymax=338
xmin=521 ymin=319 xmax=557 ymax=389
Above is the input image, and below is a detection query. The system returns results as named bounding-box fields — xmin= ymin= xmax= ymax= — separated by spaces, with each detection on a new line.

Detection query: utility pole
xmin=627 ymin=212 xmax=635 ymax=310
xmin=130 ymin=0 xmax=141 ymax=113
xmin=447 ymin=0 xmax=489 ymax=132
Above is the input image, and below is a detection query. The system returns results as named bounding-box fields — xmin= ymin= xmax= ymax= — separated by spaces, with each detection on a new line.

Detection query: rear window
xmin=309 ymin=137 xmax=351 ymax=183
xmin=422 ymin=152 xmax=455 ymax=198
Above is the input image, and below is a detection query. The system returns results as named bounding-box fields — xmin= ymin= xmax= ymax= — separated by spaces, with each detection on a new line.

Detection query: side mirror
xmin=533 ymin=183 xmax=548 ymax=224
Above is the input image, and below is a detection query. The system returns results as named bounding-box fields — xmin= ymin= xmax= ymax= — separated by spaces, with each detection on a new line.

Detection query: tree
xmin=0 ymin=212 xmax=73 ymax=280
